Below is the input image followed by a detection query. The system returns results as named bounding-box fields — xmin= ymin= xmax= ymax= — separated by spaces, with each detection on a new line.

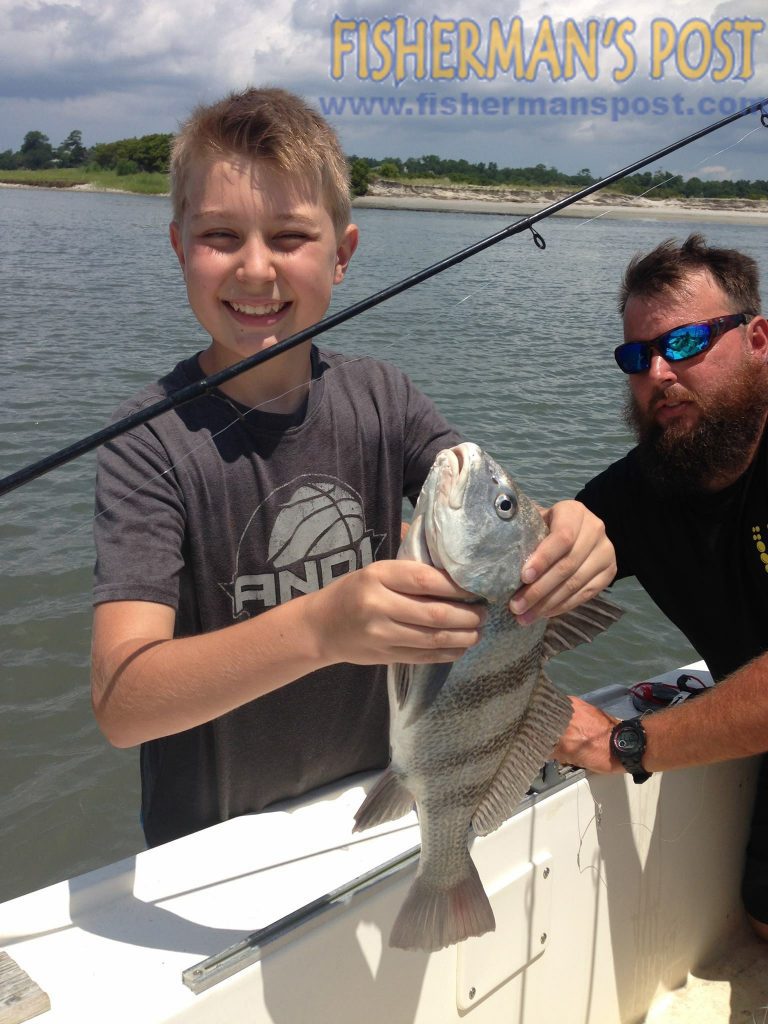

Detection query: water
xmin=1 ymin=185 xmax=766 ymax=903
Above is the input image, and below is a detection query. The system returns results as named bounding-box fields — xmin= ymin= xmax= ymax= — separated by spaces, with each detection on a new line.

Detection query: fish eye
xmin=494 ymin=491 xmax=517 ymax=520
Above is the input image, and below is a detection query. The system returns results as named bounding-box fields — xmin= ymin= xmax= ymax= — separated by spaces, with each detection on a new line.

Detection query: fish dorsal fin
xmin=471 ymin=670 xmax=573 ymax=837
xmin=542 ymin=592 xmax=623 ymax=660
xmin=393 ymin=661 xmax=454 ymax=725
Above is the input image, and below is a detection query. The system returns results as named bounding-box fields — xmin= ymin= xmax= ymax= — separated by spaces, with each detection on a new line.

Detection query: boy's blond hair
xmin=170 ymin=87 xmax=351 ymax=233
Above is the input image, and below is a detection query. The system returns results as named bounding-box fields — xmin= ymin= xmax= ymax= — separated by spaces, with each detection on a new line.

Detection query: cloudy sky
xmin=2 ymin=0 xmax=767 ymax=180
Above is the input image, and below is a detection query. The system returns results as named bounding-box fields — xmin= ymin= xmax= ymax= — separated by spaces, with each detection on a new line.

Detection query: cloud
xmin=696 ymin=163 xmax=735 ymax=179
xmin=0 ymin=0 xmax=765 ymax=180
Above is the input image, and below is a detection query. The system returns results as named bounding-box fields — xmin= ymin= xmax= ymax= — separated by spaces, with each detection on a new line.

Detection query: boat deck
xmin=1 ymin=662 xmax=765 ymax=1023
xmin=645 ymin=925 xmax=768 ymax=1022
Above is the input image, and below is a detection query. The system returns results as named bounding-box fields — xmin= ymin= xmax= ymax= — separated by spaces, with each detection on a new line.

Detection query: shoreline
xmin=4 ymin=178 xmax=768 ymax=225
xmin=0 ymin=179 xmax=157 ymax=197
xmin=353 ymin=181 xmax=768 ymax=225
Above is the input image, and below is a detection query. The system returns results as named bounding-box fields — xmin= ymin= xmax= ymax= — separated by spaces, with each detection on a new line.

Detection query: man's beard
xmin=624 ymin=365 xmax=768 ymax=495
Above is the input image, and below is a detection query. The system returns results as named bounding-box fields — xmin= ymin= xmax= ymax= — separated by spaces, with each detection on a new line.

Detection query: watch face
xmin=614 ymin=726 xmax=643 ymax=755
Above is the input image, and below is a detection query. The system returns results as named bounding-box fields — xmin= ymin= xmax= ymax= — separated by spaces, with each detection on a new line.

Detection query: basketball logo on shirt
xmin=268 ymin=480 xmax=365 ymax=566
xmin=226 ymin=475 xmax=385 ymax=618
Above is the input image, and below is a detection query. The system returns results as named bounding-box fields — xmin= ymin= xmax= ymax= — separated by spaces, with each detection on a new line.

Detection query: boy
xmin=91 ymin=87 xmax=614 ymax=847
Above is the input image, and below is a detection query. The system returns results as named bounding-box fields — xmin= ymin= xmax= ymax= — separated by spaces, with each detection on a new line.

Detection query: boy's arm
xmin=91 ymin=558 xmax=486 ymax=748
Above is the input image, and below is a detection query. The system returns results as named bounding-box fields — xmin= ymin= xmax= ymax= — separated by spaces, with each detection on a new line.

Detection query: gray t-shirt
xmin=94 ymin=347 xmax=461 ymax=846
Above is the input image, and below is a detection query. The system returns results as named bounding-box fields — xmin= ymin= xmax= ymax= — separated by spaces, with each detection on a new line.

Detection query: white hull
xmin=0 ymin=663 xmax=762 ymax=1023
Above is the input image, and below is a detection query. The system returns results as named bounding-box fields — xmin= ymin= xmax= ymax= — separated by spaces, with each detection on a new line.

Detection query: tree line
xmin=349 ymin=154 xmax=768 ymax=201
xmin=0 ymin=130 xmax=173 ymax=176
xmin=4 ymin=129 xmax=767 ymax=201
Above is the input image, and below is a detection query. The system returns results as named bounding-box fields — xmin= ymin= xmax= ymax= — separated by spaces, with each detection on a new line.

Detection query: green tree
xmin=377 ymin=159 xmax=401 ymax=179
xmin=89 ymin=140 xmax=120 ymax=169
xmin=57 ymin=130 xmax=87 ymax=167
xmin=89 ymin=133 xmax=172 ymax=173
xmin=18 ymin=130 xmax=54 ymax=169
xmin=349 ymin=158 xmax=369 ymax=196
xmin=682 ymin=176 xmax=704 ymax=198
xmin=125 ymin=133 xmax=172 ymax=173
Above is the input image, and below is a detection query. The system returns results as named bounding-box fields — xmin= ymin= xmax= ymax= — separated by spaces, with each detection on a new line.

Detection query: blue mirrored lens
xmin=664 ymin=323 xmax=711 ymax=360
xmin=615 ymin=323 xmax=714 ymax=373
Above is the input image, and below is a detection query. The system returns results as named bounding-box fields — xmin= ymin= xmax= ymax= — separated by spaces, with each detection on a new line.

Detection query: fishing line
xmin=573 ymin=122 xmax=765 ymax=231
xmin=2 ymin=111 xmax=762 ymax=919
xmin=4 ymin=102 xmax=768 ymax=568
xmin=574 ymin=787 xmax=606 ymax=885
xmin=573 ymin=758 xmax=713 ymax=890
xmin=2 ymin=97 xmax=767 ymax=501
xmin=4 ymin=275 xmax=468 ymax=548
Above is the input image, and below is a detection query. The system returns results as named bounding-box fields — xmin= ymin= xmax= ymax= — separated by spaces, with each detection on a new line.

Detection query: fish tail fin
xmin=471 ymin=671 xmax=573 ymax=837
xmin=390 ymin=856 xmax=495 ymax=951
xmin=353 ymin=769 xmax=414 ymax=832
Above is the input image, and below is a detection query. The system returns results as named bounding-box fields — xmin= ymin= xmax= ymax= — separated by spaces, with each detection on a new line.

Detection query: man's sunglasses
xmin=614 ymin=312 xmax=750 ymax=374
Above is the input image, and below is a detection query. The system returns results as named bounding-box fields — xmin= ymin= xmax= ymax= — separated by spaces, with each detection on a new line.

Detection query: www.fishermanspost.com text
xmin=317 ymin=92 xmax=766 ymax=124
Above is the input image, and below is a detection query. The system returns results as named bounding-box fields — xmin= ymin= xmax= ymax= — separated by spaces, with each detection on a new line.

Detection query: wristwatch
xmin=610 ymin=717 xmax=652 ymax=784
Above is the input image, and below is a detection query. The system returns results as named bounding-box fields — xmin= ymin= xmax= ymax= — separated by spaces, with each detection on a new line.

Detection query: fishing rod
xmin=2 ymin=97 xmax=767 ymax=499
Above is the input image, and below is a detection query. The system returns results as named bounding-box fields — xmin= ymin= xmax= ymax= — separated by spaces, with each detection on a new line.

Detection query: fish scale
xmin=354 ymin=442 xmax=623 ymax=951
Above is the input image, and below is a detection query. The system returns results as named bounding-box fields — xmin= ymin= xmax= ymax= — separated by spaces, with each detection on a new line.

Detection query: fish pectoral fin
xmin=402 ymin=661 xmax=454 ymax=726
xmin=353 ymin=769 xmax=415 ymax=832
xmin=471 ymin=670 xmax=573 ymax=837
xmin=542 ymin=592 xmax=624 ymax=660
xmin=393 ymin=662 xmax=411 ymax=710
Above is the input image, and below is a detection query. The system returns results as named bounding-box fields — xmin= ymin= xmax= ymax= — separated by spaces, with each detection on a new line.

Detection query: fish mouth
xmin=422 ymin=444 xmax=476 ymax=571
xmin=439 ymin=443 xmax=473 ymax=511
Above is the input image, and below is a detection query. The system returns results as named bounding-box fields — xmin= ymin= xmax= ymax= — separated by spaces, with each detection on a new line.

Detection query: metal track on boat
xmin=181 ymin=844 xmax=420 ymax=994
xmin=181 ymin=764 xmax=583 ymax=994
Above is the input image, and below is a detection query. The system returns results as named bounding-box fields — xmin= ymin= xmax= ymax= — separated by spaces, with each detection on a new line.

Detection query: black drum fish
xmin=354 ymin=442 xmax=622 ymax=951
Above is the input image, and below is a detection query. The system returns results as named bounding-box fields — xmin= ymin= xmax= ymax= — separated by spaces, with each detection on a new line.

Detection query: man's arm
xmin=554 ymin=653 xmax=768 ymax=773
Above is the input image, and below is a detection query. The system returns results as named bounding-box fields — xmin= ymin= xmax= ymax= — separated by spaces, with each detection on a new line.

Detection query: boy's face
xmin=170 ymin=156 xmax=358 ymax=373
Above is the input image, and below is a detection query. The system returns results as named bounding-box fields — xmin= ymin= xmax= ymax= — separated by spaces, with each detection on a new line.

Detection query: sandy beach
xmin=0 ymin=179 xmax=139 ymax=196
xmin=354 ymin=180 xmax=768 ymax=226
xmin=3 ymin=176 xmax=768 ymax=225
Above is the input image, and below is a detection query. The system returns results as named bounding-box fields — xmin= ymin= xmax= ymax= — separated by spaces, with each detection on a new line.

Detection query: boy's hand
xmin=509 ymin=500 xmax=615 ymax=623
xmin=309 ymin=560 xmax=486 ymax=666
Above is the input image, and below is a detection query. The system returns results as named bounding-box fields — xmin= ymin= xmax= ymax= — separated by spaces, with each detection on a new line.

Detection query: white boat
xmin=1 ymin=661 xmax=765 ymax=1024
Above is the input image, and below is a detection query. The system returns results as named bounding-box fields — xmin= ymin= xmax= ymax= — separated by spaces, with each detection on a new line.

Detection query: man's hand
xmin=510 ymin=500 xmax=616 ymax=623
xmin=553 ymin=696 xmax=621 ymax=773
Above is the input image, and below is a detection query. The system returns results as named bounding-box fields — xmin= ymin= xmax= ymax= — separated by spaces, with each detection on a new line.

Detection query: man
xmin=552 ymin=234 xmax=768 ymax=938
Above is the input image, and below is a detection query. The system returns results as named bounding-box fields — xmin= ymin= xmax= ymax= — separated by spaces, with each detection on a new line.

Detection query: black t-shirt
xmin=577 ymin=428 xmax=768 ymax=683
xmin=94 ymin=347 xmax=462 ymax=846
